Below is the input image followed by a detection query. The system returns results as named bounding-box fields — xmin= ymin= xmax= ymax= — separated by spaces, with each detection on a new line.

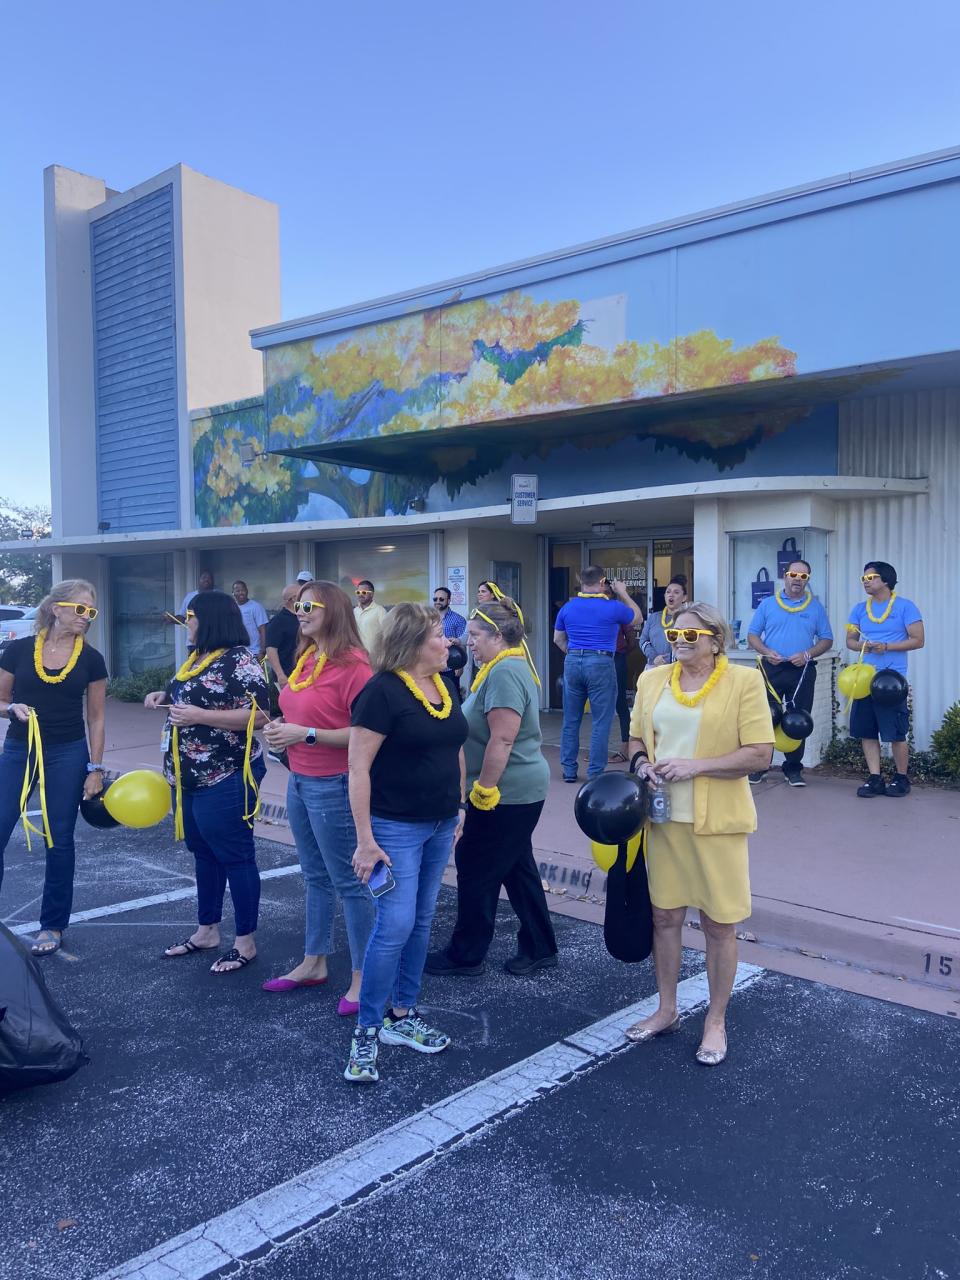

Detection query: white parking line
xmin=5 ymin=864 xmax=302 ymax=937
xmin=94 ymin=963 xmax=765 ymax=1280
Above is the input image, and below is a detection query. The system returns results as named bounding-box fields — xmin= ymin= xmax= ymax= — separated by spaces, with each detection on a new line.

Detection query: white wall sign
xmin=510 ymin=473 xmax=538 ymax=525
xmin=446 ymin=565 xmax=467 ymax=606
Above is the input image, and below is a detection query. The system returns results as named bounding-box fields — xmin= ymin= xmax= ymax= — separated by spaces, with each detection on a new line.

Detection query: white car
xmin=0 ymin=606 xmax=38 ymax=654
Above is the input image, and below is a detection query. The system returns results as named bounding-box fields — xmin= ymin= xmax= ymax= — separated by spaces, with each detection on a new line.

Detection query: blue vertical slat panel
xmin=91 ymin=185 xmax=180 ymax=531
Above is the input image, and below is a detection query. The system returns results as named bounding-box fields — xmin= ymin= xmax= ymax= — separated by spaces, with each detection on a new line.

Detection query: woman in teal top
xmin=425 ymin=596 xmax=557 ymax=978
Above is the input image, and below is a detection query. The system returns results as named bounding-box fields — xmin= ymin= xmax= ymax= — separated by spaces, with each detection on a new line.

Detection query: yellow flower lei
xmin=287 ymin=645 xmax=328 ymax=692
xmin=774 ymin=589 xmax=811 ymax=613
xmin=174 ymin=648 xmax=227 ymax=682
xmin=865 ymin=591 xmax=897 ymax=624
xmin=670 ymin=655 xmax=728 ymax=707
xmin=577 ymin=592 xmax=609 ymax=598
xmin=33 ymin=630 xmax=83 ymax=685
xmin=394 ymin=669 xmax=453 ymax=719
xmin=660 ymin=607 xmax=677 ymax=629
xmin=470 ymin=646 xmax=525 ymax=693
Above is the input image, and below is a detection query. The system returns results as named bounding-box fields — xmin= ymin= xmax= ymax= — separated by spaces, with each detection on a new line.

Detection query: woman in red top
xmin=261 ymin=581 xmax=374 ymax=1014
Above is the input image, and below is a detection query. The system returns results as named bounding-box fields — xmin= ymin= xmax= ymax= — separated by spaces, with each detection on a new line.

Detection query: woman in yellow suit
xmin=627 ymin=602 xmax=773 ymax=1065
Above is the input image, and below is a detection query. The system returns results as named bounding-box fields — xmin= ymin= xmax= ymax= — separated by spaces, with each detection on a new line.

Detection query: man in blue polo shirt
xmin=553 ymin=566 xmax=641 ymax=782
xmin=846 ymin=560 xmax=924 ymax=798
xmin=747 ymin=557 xmax=833 ymax=787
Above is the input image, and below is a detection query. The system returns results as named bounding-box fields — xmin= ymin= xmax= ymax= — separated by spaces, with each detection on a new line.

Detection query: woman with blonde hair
xmin=345 ymin=603 xmax=468 ymax=1084
xmin=262 ymin=581 xmax=374 ymax=1014
xmin=0 ymin=579 xmax=108 ymax=955
xmin=627 ymin=601 xmax=773 ymax=1065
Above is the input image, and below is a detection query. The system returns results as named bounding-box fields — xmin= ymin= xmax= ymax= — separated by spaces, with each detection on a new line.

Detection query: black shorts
xmin=849 ymin=693 xmax=910 ymax=743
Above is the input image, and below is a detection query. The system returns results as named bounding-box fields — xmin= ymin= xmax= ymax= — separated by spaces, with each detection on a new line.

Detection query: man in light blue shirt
xmin=846 ymin=560 xmax=924 ymax=799
xmin=748 ymin=557 xmax=833 ymax=787
xmin=232 ymin=580 xmax=268 ymax=657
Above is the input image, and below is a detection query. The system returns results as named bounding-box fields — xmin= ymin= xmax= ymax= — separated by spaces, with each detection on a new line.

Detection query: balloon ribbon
xmin=19 ymin=710 xmax=53 ymax=850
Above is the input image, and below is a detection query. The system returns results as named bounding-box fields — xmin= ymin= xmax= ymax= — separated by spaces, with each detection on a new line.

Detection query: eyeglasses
xmin=432 ymin=597 xmax=448 ymax=603
xmin=355 ymin=589 xmax=372 ymax=596
xmin=56 ymin=602 xmax=98 ymax=621
xmin=785 ymin=571 xmax=810 ymax=581
xmin=665 ymin=627 xmax=715 ymax=644
xmin=294 ymin=599 xmax=325 ymax=615
xmin=861 ymin=573 xmax=881 ymax=583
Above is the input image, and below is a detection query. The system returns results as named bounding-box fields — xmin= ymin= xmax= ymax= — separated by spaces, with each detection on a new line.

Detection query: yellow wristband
xmin=469 ymin=781 xmax=501 ymax=811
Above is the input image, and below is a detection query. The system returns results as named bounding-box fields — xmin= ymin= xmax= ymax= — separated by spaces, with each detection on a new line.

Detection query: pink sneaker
xmin=337 ymin=997 xmax=360 ymax=1017
xmin=261 ymin=976 xmax=328 ymax=993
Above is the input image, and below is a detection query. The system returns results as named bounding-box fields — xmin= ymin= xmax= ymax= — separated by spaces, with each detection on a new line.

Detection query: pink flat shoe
xmin=261 ymin=976 xmax=328 ymax=993
xmin=337 ymin=997 xmax=360 ymax=1017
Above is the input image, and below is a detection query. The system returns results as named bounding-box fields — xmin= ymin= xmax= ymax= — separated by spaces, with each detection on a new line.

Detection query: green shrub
xmin=107 ymin=667 xmax=174 ymax=704
xmin=931 ymin=701 xmax=960 ymax=778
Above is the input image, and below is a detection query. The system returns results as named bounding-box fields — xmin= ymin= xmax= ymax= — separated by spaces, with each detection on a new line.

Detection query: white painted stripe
xmin=94 ymin=963 xmax=765 ymax=1280
xmin=894 ymin=916 xmax=960 ymax=935
xmin=5 ymin=864 xmax=302 ymax=937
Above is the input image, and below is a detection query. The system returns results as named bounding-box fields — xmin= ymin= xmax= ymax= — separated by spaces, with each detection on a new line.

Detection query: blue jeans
xmin=358 ymin=815 xmax=458 ymax=1028
xmin=178 ymin=759 xmax=266 ymax=937
xmin=286 ymin=771 xmax=374 ymax=968
xmin=0 ymin=736 xmax=89 ymax=931
xmin=561 ymin=651 xmax=618 ymax=779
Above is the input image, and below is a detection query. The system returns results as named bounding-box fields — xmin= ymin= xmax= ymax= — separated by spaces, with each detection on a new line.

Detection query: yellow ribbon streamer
xmin=473 ymin=594 xmax=541 ymax=688
xmin=170 ymin=696 xmax=261 ymax=840
xmin=171 ymin=724 xmax=185 ymax=841
xmin=19 ymin=710 xmax=53 ymax=850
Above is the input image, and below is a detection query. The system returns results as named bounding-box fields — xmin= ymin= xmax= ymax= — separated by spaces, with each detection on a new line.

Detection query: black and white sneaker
xmin=784 ymin=770 xmax=806 ymax=787
xmin=748 ymin=772 xmax=766 ymax=785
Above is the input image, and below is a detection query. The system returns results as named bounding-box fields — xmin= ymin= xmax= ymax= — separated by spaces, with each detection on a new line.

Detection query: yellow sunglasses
xmin=785 ymin=570 xmax=810 ymax=581
xmin=861 ymin=573 xmax=881 ymax=583
xmin=294 ymin=599 xmax=325 ymax=614
xmin=665 ymin=627 xmax=715 ymax=644
xmin=56 ymin=601 xmax=98 ymax=621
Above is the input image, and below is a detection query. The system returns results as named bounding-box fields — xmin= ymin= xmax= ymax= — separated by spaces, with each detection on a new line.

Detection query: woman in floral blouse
xmin=144 ymin=591 xmax=268 ymax=974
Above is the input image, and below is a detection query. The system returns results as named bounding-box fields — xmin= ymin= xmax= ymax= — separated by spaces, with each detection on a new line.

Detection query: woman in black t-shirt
xmin=345 ymin=603 xmax=467 ymax=1084
xmin=144 ymin=591 xmax=268 ymax=975
xmin=0 ymin=580 xmax=108 ymax=955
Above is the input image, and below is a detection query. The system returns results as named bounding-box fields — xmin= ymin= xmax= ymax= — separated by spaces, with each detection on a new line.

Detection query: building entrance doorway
xmin=547 ymin=534 xmax=693 ymax=709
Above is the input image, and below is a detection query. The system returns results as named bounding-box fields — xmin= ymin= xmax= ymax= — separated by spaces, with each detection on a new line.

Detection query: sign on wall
xmin=511 ymin=474 xmax=538 ymax=525
xmin=446 ymin=565 xmax=467 ymax=606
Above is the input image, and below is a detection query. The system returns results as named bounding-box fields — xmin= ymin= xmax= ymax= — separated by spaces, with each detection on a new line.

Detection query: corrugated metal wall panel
xmin=91 ymin=184 xmax=179 ymax=532
xmin=836 ymin=389 xmax=960 ymax=747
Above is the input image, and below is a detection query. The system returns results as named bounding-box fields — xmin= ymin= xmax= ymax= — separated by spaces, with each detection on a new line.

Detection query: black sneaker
xmin=748 ymin=772 xmax=766 ymax=785
xmin=784 ymin=770 xmax=806 ymax=787
xmin=504 ymin=952 xmax=559 ymax=976
xmin=424 ymin=950 xmax=485 ymax=976
xmin=856 ymin=774 xmax=885 ymax=798
xmin=885 ymin=773 xmax=911 ymax=797
xmin=563 ymin=775 xmax=579 ymax=784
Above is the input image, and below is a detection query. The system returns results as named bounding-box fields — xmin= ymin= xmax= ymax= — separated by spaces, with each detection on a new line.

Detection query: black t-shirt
xmin=351 ymin=671 xmax=467 ymax=821
xmin=1 ymin=637 xmax=108 ymax=744
xmin=265 ymin=609 xmax=301 ymax=676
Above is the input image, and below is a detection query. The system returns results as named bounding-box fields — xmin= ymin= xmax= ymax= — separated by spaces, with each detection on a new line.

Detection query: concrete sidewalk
xmin=5 ymin=700 xmax=958 ymax=1004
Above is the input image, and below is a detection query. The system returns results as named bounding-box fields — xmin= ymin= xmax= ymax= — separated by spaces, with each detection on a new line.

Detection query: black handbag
xmin=603 ymin=830 xmax=654 ymax=963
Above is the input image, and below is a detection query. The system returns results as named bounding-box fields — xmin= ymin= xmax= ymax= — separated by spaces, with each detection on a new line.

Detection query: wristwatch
xmin=304 ymin=728 xmax=318 ymax=746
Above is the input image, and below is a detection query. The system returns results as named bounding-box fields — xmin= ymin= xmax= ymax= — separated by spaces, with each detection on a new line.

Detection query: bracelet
xmin=469 ymin=781 xmax=501 ymax=811
xmin=86 ymin=763 xmax=104 ymax=774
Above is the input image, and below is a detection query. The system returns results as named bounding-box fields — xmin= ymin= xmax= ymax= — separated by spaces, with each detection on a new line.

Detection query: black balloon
xmin=446 ymin=643 xmax=467 ymax=672
xmin=770 ymin=702 xmax=783 ymax=729
xmin=574 ymin=772 xmax=648 ymax=845
xmin=870 ymin=668 xmax=909 ymax=707
xmin=780 ymin=708 xmax=814 ymax=740
xmin=80 ymin=789 xmax=119 ymax=830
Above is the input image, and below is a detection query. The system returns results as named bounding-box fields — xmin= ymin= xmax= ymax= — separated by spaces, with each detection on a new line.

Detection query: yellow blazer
xmin=630 ymin=662 xmax=774 ymax=836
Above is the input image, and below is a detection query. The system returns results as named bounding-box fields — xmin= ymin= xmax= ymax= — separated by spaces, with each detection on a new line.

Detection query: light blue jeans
xmin=286 ymin=772 xmax=374 ymax=968
xmin=357 ymin=814 xmax=459 ymax=1028
xmin=560 ymin=651 xmax=618 ymax=779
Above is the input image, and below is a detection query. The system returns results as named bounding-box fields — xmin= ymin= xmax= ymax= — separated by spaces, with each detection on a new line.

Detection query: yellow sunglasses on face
xmin=294 ymin=599 xmax=325 ymax=615
xmin=57 ymin=601 xmax=98 ymax=621
xmin=861 ymin=573 xmax=881 ymax=583
xmin=785 ymin=570 xmax=810 ymax=581
xmin=665 ymin=627 xmax=715 ymax=644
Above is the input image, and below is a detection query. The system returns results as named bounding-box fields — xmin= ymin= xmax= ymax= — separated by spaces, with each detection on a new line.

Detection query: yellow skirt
xmin=647 ymin=821 xmax=751 ymax=924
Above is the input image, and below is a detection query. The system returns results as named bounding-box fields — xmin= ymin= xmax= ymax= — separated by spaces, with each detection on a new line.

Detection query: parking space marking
xmin=5 ymin=864 xmax=302 ymax=937
xmin=94 ymin=963 xmax=765 ymax=1280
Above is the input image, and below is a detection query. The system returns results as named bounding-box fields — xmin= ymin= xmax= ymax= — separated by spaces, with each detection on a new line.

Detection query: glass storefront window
xmin=201 ymin=546 xmax=287 ymax=616
xmin=728 ymin=528 xmax=829 ymax=647
xmin=315 ymin=537 xmax=429 ymax=606
xmin=109 ymin=554 xmax=176 ymax=677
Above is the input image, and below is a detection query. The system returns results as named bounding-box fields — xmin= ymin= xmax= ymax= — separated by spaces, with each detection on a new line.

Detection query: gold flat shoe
xmin=695 ymin=1028 xmax=727 ymax=1066
xmin=625 ymin=1014 xmax=681 ymax=1043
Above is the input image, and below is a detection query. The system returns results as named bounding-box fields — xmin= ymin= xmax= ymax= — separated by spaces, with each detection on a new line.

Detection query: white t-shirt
xmin=237 ymin=599 xmax=269 ymax=654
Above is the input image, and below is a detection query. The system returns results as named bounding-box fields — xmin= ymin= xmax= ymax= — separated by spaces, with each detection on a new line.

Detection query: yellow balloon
xmin=837 ymin=665 xmax=860 ymax=698
xmin=590 ymin=834 xmax=642 ymax=873
xmin=104 ymin=769 xmax=171 ymax=829
xmin=773 ymin=727 xmax=802 ymax=753
xmin=852 ymin=662 xmax=877 ymax=699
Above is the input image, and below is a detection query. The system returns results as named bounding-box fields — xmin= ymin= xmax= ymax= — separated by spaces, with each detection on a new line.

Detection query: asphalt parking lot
xmin=1 ymin=820 xmax=958 ymax=1280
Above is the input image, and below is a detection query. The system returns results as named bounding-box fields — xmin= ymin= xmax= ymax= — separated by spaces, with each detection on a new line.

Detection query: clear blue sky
xmin=3 ymin=0 xmax=960 ymax=507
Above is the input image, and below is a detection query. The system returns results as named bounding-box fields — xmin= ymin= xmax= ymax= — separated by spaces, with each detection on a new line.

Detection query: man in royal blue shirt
xmin=434 ymin=586 xmax=467 ymax=690
xmin=553 ymin=566 xmax=641 ymax=782
xmin=846 ymin=560 xmax=924 ymax=798
xmin=747 ymin=557 xmax=833 ymax=787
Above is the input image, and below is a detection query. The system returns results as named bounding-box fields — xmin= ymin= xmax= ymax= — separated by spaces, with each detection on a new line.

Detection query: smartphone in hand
xmin=368 ymin=862 xmax=396 ymax=898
